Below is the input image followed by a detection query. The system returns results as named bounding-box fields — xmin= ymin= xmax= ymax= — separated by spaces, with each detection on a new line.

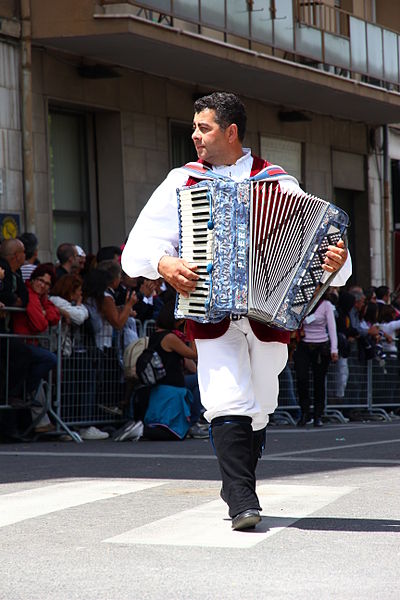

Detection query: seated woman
xmin=49 ymin=274 xmax=89 ymax=354
xmin=13 ymin=264 xmax=60 ymax=433
xmin=142 ymin=300 xmax=208 ymax=440
xmin=95 ymin=260 xmax=138 ymax=343
xmin=83 ymin=263 xmax=137 ymax=418
xmin=49 ymin=274 xmax=108 ymax=441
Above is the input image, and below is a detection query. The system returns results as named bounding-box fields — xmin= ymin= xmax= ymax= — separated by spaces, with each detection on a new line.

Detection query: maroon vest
xmin=184 ymin=156 xmax=290 ymax=344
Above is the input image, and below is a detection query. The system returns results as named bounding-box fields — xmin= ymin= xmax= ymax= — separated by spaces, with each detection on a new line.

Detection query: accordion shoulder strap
xmin=182 ymin=160 xmax=299 ymax=185
xmin=250 ymin=164 xmax=299 ymax=185
xmin=182 ymin=162 xmax=230 ymax=182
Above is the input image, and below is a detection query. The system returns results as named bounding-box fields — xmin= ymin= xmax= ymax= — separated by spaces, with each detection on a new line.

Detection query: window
xmin=48 ymin=110 xmax=91 ymax=254
xmin=391 ymin=159 xmax=400 ymax=230
xmin=260 ymin=136 xmax=303 ymax=184
xmin=170 ymin=121 xmax=197 ymax=169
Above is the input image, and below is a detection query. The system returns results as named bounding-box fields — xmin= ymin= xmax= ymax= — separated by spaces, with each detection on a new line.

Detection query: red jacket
xmin=185 ymin=155 xmax=290 ymax=344
xmin=13 ymin=282 xmax=60 ymax=340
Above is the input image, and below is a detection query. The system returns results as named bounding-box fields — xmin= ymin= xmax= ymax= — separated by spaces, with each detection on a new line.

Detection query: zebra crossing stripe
xmin=0 ymin=479 xmax=166 ymax=528
xmin=104 ymin=483 xmax=355 ymax=549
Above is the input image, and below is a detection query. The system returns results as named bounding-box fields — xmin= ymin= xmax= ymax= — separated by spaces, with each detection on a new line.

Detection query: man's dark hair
xmin=56 ymin=243 xmax=76 ymax=265
xmin=193 ymin=92 xmax=247 ymax=142
xmin=96 ymin=246 xmax=122 ymax=263
xmin=375 ymin=285 xmax=390 ymax=300
xmin=18 ymin=232 xmax=38 ymax=260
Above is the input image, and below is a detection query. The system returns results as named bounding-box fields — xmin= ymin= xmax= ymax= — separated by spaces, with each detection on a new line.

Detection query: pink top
xmin=302 ymin=300 xmax=338 ymax=354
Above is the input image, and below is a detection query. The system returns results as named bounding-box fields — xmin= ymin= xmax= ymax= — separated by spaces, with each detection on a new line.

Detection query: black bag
xmin=357 ymin=335 xmax=375 ymax=362
xmin=337 ymin=332 xmax=350 ymax=358
xmin=135 ymin=348 xmax=166 ymax=386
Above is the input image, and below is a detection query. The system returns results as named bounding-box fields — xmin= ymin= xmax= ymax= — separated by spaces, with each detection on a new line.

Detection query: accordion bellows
xmin=175 ymin=178 xmax=349 ymax=331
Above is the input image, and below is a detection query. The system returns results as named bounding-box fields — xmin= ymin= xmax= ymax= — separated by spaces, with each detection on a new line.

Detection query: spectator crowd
xmin=1 ymin=232 xmax=400 ymax=442
xmin=0 ymin=234 xmax=208 ymax=442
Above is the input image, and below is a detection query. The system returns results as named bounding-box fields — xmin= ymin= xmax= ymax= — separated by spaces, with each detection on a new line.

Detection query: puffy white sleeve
xmin=278 ymin=178 xmax=352 ymax=287
xmin=121 ymin=169 xmax=188 ymax=280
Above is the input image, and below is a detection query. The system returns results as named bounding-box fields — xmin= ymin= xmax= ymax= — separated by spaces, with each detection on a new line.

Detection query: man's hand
xmin=323 ymin=239 xmax=348 ymax=274
xmin=158 ymin=256 xmax=199 ymax=297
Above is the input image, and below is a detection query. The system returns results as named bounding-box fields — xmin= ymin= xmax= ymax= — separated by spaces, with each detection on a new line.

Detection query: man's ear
xmin=227 ymin=123 xmax=238 ymax=143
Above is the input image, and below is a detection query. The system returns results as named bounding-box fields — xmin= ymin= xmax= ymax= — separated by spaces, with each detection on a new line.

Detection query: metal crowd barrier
xmin=0 ymin=309 xmax=80 ymax=441
xmin=276 ymin=342 xmax=400 ymax=425
xmin=6 ymin=305 xmax=398 ymax=440
xmin=55 ymin=319 xmax=156 ymax=435
xmin=143 ymin=319 xmax=156 ymax=337
xmin=0 ymin=310 xmax=159 ymax=443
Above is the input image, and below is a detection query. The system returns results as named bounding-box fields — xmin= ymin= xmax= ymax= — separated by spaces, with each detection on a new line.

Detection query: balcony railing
xmin=296 ymin=1 xmax=350 ymax=38
xmin=98 ymin=0 xmax=400 ymax=91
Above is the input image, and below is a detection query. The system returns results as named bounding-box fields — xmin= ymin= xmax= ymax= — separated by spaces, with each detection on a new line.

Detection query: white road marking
xmin=267 ymin=456 xmax=400 ymax=464
xmin=104 ymin=483 xmax=354 ymax=549
xmin=0 ymin=479 xmax=166 ymax=528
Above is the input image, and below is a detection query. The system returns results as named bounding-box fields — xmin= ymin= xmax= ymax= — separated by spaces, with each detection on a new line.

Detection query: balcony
xmin=95 ymin=0 xmax=400 ymax=88
xmin=30 ymin=0 xmax=400 ymax=123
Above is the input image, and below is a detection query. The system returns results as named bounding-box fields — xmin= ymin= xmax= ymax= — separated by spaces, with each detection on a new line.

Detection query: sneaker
xmin=113 ymin=420 xmax=144 ymax=442
xmin=79 ymin=426 xmax=109 ymax=440
xmin=188 ymin=424 xmax=209 ymax=439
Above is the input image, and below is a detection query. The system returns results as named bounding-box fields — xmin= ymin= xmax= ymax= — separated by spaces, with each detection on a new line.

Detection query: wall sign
xmin=0 ymin=213 xmax=20 ymax=239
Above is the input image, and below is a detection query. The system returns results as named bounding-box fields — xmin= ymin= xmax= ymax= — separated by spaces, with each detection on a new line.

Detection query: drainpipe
xmin=20 ymin=0 xmax=35 ymax=232
xmin=382 ymin=125 xmax=392 ymax=286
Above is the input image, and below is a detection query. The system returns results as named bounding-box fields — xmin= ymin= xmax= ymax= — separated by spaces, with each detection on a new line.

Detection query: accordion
xmin=175 ymin=170 xmax=349 ymax=331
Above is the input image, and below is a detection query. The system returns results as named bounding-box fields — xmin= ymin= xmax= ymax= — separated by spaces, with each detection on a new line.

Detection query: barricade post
xmin=0 ymin=309 xmax=81 ymax=441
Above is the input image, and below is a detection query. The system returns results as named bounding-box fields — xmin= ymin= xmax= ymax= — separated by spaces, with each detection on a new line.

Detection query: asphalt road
xmin=1 ymin=420 xmax=400 ymax=600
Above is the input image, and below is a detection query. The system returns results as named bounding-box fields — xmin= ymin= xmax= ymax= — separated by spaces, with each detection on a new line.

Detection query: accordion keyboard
xmin=177 ymin=186 xmax=213 ymax=317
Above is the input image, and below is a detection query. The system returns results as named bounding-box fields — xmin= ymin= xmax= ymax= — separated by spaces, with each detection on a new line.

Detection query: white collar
xmin=212 ymin=148 xmax=252 ymax=171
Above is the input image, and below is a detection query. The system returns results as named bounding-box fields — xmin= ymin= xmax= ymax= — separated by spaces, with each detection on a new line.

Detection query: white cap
xmin=75 ymin=245 xmax=86 ymax=257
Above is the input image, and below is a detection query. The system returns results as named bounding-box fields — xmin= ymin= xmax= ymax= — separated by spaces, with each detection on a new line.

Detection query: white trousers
xmin=195 ymin=318 xmax=288 ymax=431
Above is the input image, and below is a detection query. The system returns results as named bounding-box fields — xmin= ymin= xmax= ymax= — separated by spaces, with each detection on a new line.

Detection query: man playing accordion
xmin=122 ymin=92 xmax=351 ymax=531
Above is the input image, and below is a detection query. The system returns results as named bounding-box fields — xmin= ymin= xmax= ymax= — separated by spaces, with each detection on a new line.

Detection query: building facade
xmin=1 ymin=0 xmax=400 ymax=290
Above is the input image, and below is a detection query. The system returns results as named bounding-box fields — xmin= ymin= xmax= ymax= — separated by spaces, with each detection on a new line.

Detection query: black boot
xmin=211 ymin=415 xmax=261 ymax=519
xmin=220 ymin=426 xmax=266 ymax=503
xmin=252 ymin=427 xmax=266 ymax=471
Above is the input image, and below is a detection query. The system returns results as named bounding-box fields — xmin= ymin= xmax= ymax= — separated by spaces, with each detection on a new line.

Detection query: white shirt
xmin=379 ymin=320 xmax=400 ymax=355
xmin=49 ymin=296 xmax=89 ymax=325
xmin=122 ymin=149 xmax=351 ymax=286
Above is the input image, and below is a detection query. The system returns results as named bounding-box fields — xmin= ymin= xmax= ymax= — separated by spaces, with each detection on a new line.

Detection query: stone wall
xmin=0 ymin=40 xmax=23 ymax=232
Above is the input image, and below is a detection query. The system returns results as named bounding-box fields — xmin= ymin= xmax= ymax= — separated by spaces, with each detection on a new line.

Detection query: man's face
xmin=192 ymin=109 xmax=231 ymax=166
xmin=355 ymin=297 xmax=365 ymax=311
xmin=77 ymin=255 xmax=86 ymax=270
xmin=70 ymin=250 xmax=81 ymax=272
xmin=9 ymin=241 xmax=25 ymax=271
